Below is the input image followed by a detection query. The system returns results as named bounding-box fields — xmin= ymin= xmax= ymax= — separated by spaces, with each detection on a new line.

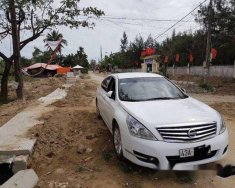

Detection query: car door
xmin=98 ymin=76 xmax=112 ymax=123
xmin=102 ymin=77 xmax=117 ymax=130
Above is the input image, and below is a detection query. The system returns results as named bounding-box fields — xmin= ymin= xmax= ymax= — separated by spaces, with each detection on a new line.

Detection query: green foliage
xmin=100 ymin=1 xmax=235 ymax=69
xmin=196 ymin=0 xmax=235 ymax=65
xmin=120 ymin=32 xmax=128 ymax=52
xmin=32 ymin=48 xmax=51 ymax=63
xmin=81 ymin=67 xmax=89 ymax=74
xmin=21 ymin=56 xmax=32 ymax=67
xmin=100 ymin=35 xmax=145 ymax=70
xmin=0 ymin=0 xmax=104 ymax=62
xmin=62 ymin=46 xmax=90 ymax=68
xmin=199 ymin=83 xmax=214 ymax=92
xmin=44 ymin=30 xmax=68 ymax=52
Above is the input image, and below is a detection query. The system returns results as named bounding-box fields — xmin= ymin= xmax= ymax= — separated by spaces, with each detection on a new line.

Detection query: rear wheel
xmin=113 ymin=124 xmax=124 ymax=160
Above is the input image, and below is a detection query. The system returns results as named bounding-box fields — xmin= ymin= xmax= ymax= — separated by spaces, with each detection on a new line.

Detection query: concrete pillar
xmin=152 ymin=62 xmax=159 ymax=73
xmin=141 ymin=63 xmax=147 ymax=72
xmin=187 ymin=63 xmax=190 ymax=75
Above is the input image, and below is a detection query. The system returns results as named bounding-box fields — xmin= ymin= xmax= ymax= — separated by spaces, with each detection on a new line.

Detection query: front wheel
xmin=113 ymin=124 xmax=124 ymax=160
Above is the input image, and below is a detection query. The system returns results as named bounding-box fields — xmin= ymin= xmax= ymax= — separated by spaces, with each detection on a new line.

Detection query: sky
xmin=0 ymin=0 xmax=207 ymax=62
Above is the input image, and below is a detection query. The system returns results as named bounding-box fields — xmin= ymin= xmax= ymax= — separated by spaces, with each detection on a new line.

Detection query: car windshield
xmin=118 ymin=77 xmax=188 ymax=102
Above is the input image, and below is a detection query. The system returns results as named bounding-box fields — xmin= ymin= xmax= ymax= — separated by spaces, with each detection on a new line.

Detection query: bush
xmin=81 ymin=67 xmax=89 ymax=74
xmin=199 ymin=83 xmax=214 ymax=92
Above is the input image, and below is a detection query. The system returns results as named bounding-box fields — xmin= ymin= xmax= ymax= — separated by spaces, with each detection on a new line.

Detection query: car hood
xmin=120 ymin=97 xmax=219 ymax=127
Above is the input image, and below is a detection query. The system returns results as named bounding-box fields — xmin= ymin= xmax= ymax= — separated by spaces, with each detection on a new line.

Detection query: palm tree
xmin=43 ymin=30 xmax=68 ymax=62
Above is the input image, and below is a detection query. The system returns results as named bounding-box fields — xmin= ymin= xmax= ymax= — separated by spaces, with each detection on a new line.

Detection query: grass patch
xmin=199 ymin=83 xmax=214 ymax=92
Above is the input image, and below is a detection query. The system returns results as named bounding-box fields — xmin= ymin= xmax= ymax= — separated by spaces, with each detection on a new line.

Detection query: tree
xmin=120 ymin=32 xmax=128 ymax=52
xmin=75 ymin=47 xmax=89 ymax=68
xmin=0 ymin=0 xmax=104 ymax=102
xmin=62 ymin=47 xmax=89 ymax=69
xmin=32 ymin=47 xmax=42 ymax=60
xmin=43 ymin=30 xmax=68 ymax=60
xmin=21 ymin=57 xmax=31 ymax=67
xmin=144 ymin=34 xmax=154 ymax=48
xmin=196 ymin=0 xmax=235 ymax=65
xmin=32 ymin=48 xmax=51 ymax=64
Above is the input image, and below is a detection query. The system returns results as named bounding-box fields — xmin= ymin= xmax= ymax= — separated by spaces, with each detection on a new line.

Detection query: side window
xmin=107 ymin=78 xmax=115 ymax=92
xmin=107 ymin=78 xmax=116 ymax=99
xmin=101 ymin=76 xmax=111 ymax=92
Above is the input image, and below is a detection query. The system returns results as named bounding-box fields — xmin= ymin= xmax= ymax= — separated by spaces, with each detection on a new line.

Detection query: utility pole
xmin=204 ymin=0 xmax=212 ymax=83
xmin=100 ymin=46 xmax=103 ymax=61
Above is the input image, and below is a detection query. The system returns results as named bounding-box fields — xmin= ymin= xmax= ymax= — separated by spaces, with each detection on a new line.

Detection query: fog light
xmin=223 ymin=145 xmax=228 ymax=154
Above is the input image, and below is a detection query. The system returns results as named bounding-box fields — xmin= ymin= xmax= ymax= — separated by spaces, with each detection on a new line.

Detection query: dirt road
xmin=28 ymin=74 xmax=235 ymax=188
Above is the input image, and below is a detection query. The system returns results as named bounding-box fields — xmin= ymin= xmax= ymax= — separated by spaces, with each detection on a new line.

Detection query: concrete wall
xmin=115 ymin=68 xmax=143 ymax=73
xmin=167 ymin=65 xmax=235 ymax=78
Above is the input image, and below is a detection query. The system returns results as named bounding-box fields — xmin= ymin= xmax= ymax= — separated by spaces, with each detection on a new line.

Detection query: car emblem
xmin=188 ymin=128 xmax=198 ymax=138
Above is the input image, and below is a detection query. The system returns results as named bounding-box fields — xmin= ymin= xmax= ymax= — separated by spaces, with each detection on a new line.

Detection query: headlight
xmin=219 ymin=117 xmax=226 ymax=134
xmin=126 ymin=115 xmax=157 ymax=140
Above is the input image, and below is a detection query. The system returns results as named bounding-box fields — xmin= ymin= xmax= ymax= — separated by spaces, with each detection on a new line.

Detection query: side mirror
xmin=181 ymin=88 xmax=186 ymax=93
xmin=106 ymin=91 xmax=113 ymax=98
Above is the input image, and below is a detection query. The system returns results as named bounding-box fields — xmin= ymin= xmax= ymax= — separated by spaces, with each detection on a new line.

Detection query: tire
xmin=113 ymin=124 xmax=124 ymax=160
xmin=96 ymin=99 xmax=101 ymax=118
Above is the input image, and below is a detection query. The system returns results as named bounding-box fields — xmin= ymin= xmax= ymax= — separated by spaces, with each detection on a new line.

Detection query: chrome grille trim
xmin=157 ymin=122 xmax=217 ymax=143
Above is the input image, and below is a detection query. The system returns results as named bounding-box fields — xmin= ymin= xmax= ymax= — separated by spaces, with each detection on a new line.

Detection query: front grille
xmin=157 ymin=122 xmax=217 ymax=143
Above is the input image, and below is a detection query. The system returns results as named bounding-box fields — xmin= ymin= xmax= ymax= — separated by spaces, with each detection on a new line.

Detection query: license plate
xmin=179 ymin=148 xmax=194 ymax=158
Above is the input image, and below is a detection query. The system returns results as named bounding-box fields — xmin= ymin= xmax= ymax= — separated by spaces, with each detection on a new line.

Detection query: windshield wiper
xmin=144 ymin=97 xmax=177 ymax=101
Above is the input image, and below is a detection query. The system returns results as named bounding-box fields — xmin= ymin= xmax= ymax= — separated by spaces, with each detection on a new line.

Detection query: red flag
xmin=164 ymin=56 xmax=168 ymax=64
xmin=189 ymin=52 xmax=194 ymax=63
xmin=211 ymin=48 xmax=217 ymax=60
xmin=175 ymin=53 xmax=180 ymax=63
xmin=141 ymin=51 xmax=146 ymax=57
xmin=145 ymin=48 xmax=156 ymax=56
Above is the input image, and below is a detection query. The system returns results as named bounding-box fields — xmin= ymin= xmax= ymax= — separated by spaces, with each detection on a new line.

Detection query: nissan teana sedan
xmin=96 ymin=73 xmax=228 ymax=170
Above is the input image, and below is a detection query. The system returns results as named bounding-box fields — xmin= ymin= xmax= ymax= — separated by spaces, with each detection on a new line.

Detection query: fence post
xmin=187 ymin=63 xmax=190 ymax=75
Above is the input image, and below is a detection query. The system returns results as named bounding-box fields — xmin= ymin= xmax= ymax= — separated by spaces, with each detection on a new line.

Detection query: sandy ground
xmin=24 ymin=73 xmax=235 ymax=188
xmin=0 ymin=77 xmax=65 ymax=128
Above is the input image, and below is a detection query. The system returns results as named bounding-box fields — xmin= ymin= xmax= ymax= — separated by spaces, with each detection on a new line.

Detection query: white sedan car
xmin=96 ymin=73 xmax=228 ymax=170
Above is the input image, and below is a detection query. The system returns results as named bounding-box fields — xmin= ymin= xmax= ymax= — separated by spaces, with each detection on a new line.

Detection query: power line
xmin=154 ymin=0 xmax=208 ymax=40
xmin=102 ymin=16 xmax=195 ymax=23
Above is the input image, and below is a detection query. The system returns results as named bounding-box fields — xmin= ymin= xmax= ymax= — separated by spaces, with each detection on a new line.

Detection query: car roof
xmin=111 ymin=72 xmax=163 ymax=79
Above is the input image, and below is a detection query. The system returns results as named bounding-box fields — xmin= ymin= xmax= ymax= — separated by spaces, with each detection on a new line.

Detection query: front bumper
xmin=122 ymin=129 xmax=228 ymax=170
